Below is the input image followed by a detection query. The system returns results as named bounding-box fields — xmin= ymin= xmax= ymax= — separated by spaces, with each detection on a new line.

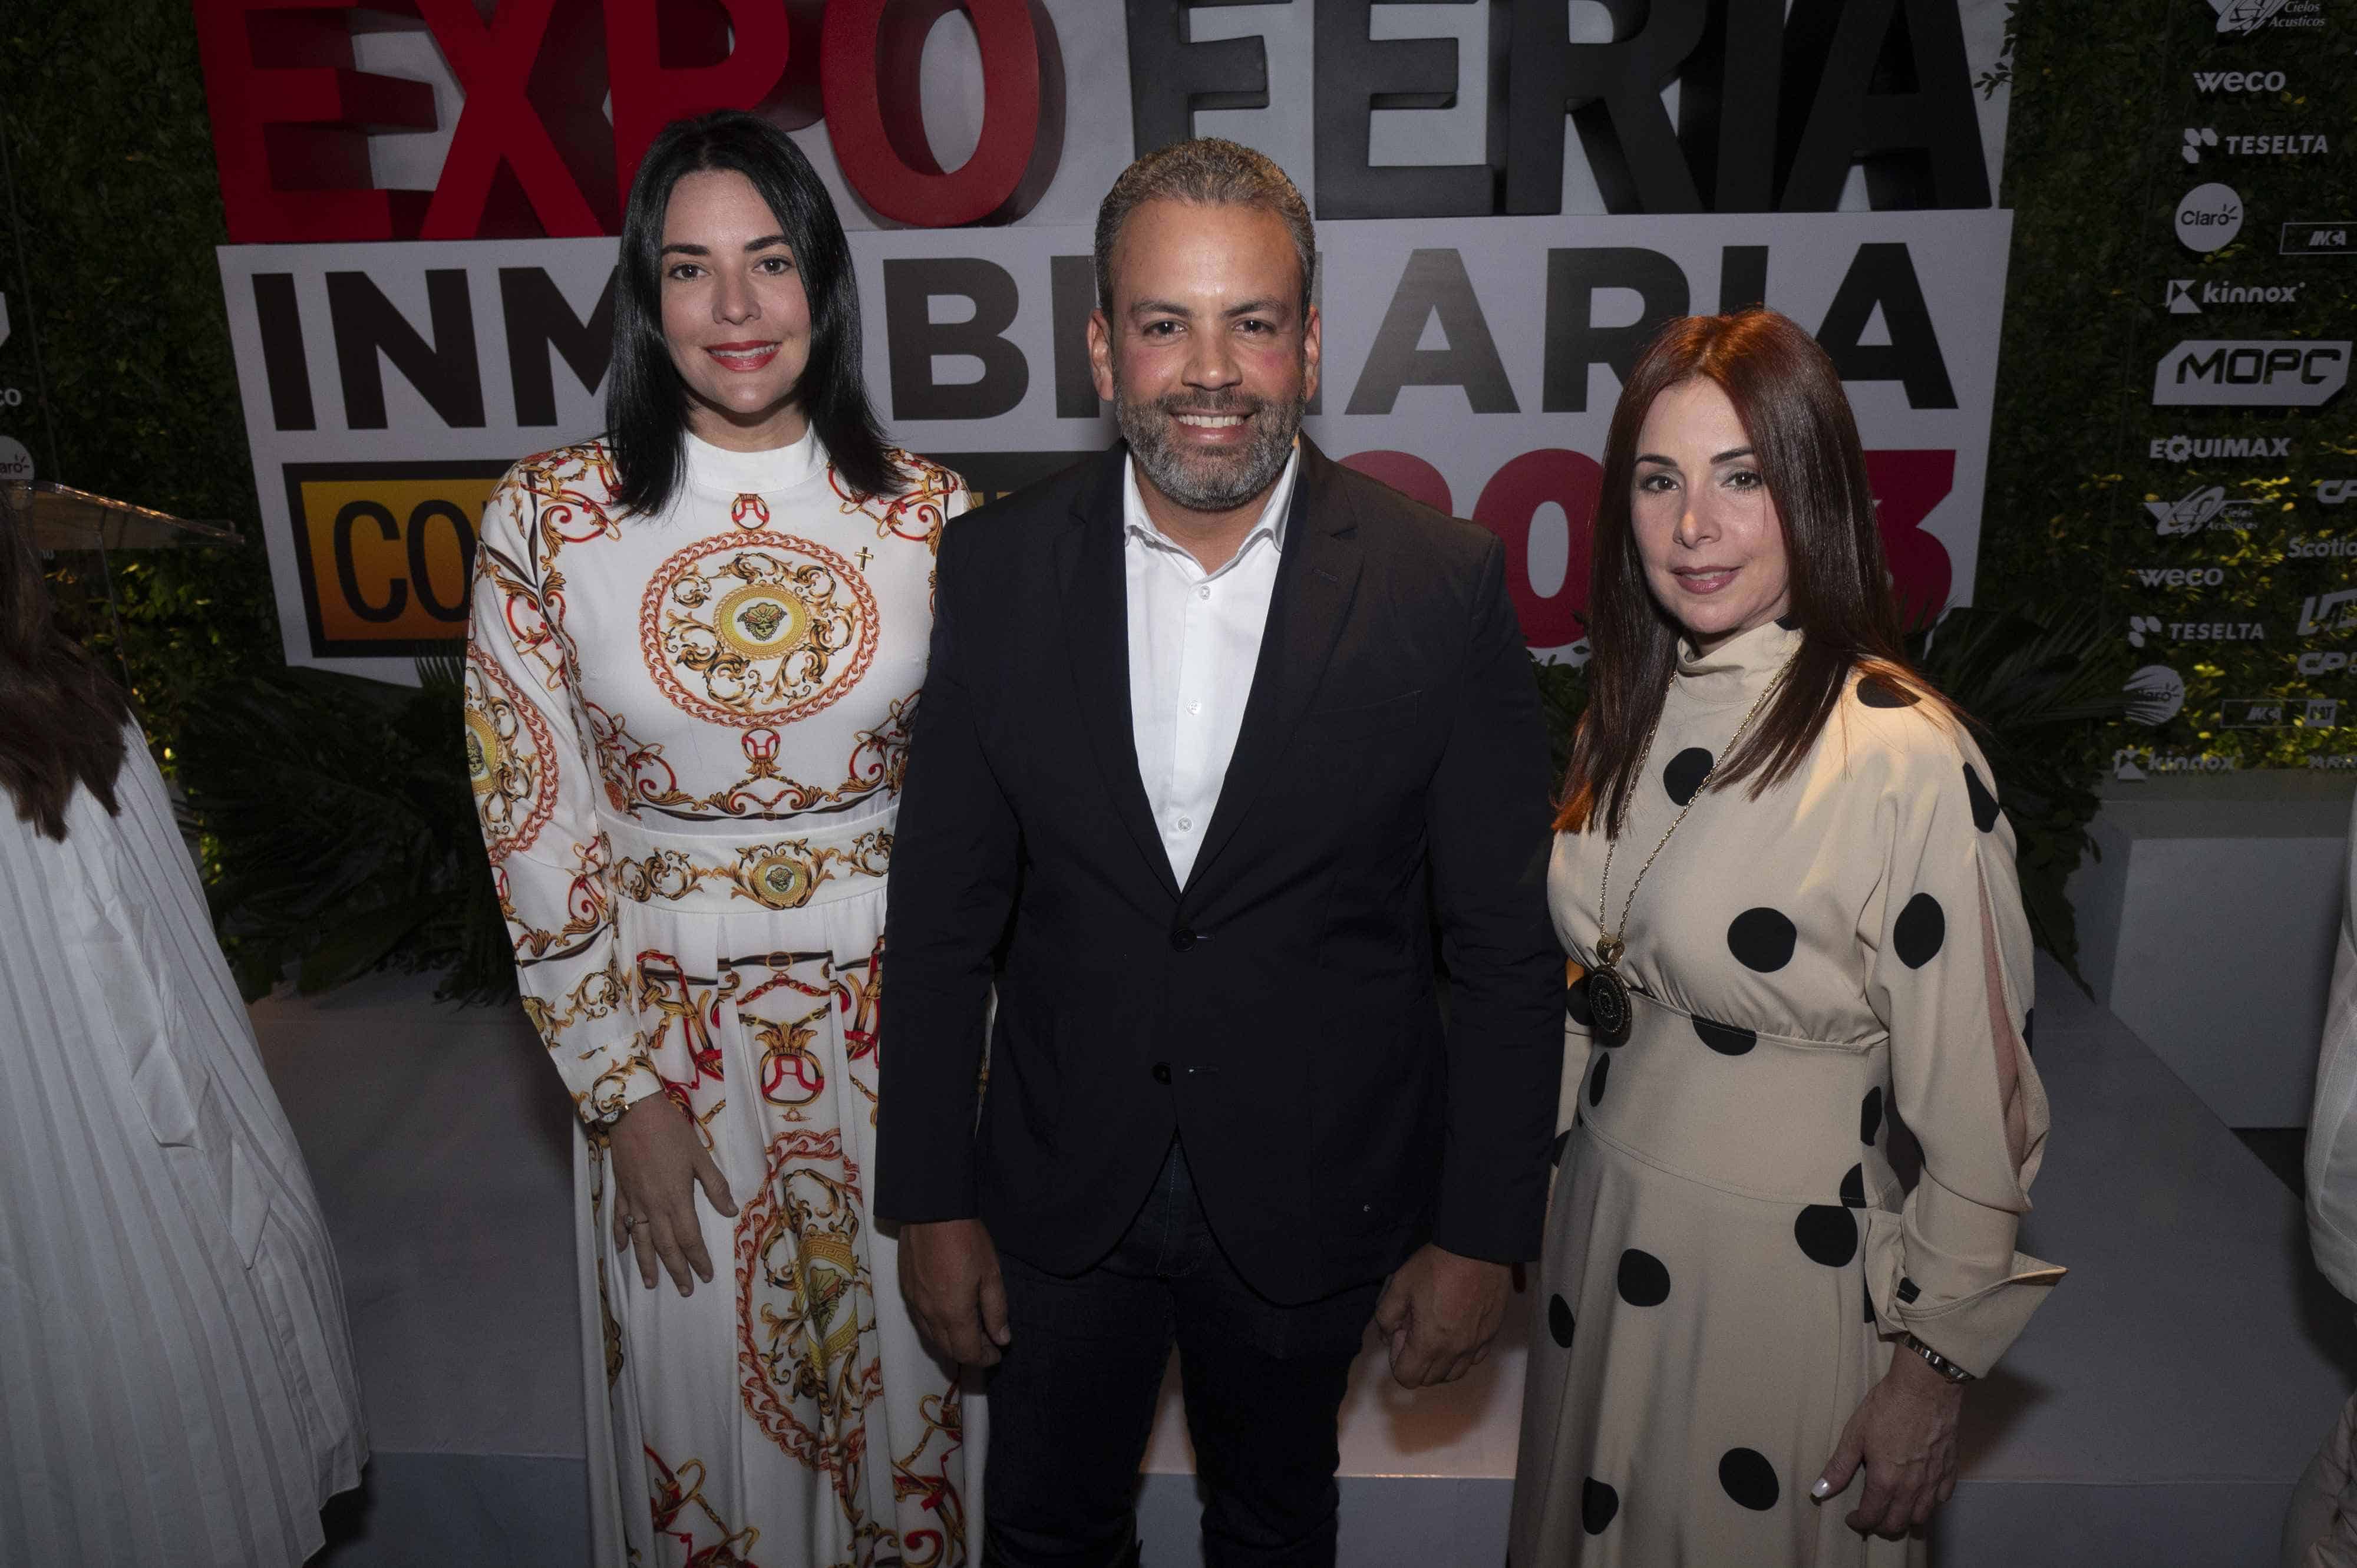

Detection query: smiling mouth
xmin=706 ymin=341 xmax=780 ymax=371
xmin=1173 ymin=411 xmax=1249 ymax=429
xmin=1673 ymin=566 xmax=1741 ymax=593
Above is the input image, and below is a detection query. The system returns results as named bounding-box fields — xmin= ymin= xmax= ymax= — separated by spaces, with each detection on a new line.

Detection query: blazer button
xmin=1170 ymin=927 xmax=1197 ymax=952
xmin=1152 ymin=1062 xmax=1173 ymax=1084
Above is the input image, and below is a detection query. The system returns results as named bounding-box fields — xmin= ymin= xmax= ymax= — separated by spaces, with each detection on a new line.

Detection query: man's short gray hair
xmin=1092 ymin=138 xmax=1316 ymax=314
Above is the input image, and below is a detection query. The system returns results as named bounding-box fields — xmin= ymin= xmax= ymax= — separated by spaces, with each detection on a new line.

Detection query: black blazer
xmin=876 ymin=438 xmax=1562 ymax=1303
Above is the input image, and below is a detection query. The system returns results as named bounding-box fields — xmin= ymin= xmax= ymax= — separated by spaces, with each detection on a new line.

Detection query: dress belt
xmin=601 ymin=804 xmax=896 ymax=915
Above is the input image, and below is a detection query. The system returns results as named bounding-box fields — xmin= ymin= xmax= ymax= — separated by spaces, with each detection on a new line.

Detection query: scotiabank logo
xmin=2153 ymin=339 xmax=2350 ymax=406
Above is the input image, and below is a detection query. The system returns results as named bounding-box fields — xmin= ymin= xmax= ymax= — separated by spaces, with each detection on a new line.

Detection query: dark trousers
xmin=982 ymin=1138 xmax=1382 ymax=1568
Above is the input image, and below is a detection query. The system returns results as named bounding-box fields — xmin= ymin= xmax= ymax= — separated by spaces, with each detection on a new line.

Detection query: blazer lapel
xmin=1186 ymin=440 xmax=1363 ymax=893
xmin=1057 ymin=449 xmax=1183 ymax=903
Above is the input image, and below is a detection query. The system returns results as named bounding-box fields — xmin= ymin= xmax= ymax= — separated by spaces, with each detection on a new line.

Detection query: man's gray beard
xmin=1114 ymin=381 xmax=1306 ymax=513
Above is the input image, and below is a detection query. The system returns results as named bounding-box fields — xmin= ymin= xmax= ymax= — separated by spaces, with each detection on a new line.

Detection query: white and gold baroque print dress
xmin=464 ymin=431 xmax=975 ymax=1568
xmin=1511 ymin=619 xmax=2064 ymax=1566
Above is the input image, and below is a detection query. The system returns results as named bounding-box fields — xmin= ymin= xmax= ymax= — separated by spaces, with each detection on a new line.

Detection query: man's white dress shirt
xmin=1123 ymin=445 xmax=1300 ymax=887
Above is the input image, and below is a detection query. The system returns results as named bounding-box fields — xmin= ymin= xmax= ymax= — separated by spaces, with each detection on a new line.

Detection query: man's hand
xmin=1372 ymin=1244 xmax=1511 ymax=1388
xmin=608 ymin=1091 xmax=737 ymax=1297
xmin=900 ymin=1217 xmax=1012 ymax=1368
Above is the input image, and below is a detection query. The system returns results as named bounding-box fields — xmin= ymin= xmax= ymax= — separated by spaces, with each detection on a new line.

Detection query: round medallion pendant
xmin=1587 ymin=965 xmax=1634 ymax=1047
xmin=463 ymin=709 xmax=501 ymax=796
xmin=639 ymin=530 xmax=879 ymax=729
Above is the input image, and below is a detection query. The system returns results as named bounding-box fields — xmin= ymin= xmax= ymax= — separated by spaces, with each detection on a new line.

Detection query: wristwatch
xmin=1903 ymin=1333 xmax=1974 ymax=1384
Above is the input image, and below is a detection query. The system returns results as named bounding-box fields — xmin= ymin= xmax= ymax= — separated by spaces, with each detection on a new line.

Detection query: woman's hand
xmin=1812 ymin=1345 xmax=1965 ymax=1539
xmin=607 ymin=1092 xmax=738 ymax=1296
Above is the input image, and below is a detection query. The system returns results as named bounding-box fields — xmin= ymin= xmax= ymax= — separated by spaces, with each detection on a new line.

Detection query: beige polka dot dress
xmin=1510 ymin=619 xmax=2063 ymax=1566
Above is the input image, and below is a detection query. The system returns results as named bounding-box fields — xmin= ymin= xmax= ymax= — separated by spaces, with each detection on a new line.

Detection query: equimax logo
xmin=2148 ymin=433 xmax=2293 ymax=461
xmin=2299 ymin=590 xmax=2357 ymax=636
xmin=2146 ymin=484 xmax=2259 ymax=534
xmin=2320 ymin=480 xmax=2357 ymax=504
xmin=2182 ymin=127 xmax=2331 ymax=163
xmin=2153 ymin=339 xmax=2351 ymax=407
xmin=2166 ymin=278 xmax=2303 ymax=313
xmin=2177 ymin=183 xmax=2245 ymax=253
xmin=2193 ymin=68 xmax=2289 ymax=91
xmin=2209 ymin=0 xmax=2326 ymax=33
xmin=2132 ymin=566 xmax=2227 ymax=587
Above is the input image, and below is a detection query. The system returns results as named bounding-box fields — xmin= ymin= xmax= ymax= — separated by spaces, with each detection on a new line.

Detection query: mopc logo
xmin=2132 ymin=566 xmax=2227 ymax=588
xmin=2148 ymin=433 xmax=2293 ymax=461
xmin=2208 ymin=0 xmax=2326 ymax=33
xmin=2193 ymin=68 xmax=2289 ymax=91
xmin=2153 ymin=339 xmax=2350 ymax=406
xmin=2299 ymin=590 xmax=2357 ymax=636
xmin=2146 ymin=484 xmax=2259 ymax=534
xmin=2177 ymin=183 xmax=2244 ymax=253
xmin=2166 ymin=278 xmax=2304 ymax=313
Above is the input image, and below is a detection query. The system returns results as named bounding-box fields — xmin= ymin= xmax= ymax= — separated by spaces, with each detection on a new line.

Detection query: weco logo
xmin=2209 ymin=0 xmax=2327 ymax=34
xmin=2299 ymin=589 xmax=2357 ymax=636
xmin=2146 ymin=484 xmax=2259 ymax=534
xmin=2153 ymin=339 xmax=2351 ymax=406
xmin=2177 ymin=183 xmax=2245 ymax=253
xmin=2148 ymin=433 xmax=2293 ymax=461
xmin=2193 ymin=68 xmax=2289 ymax=91
xmin=2166 ymin=278 xmax=2305 ymax=313
xmin=2132 ymin=566 xmax=2227 ymax=587
xmin=2319 ymin=480 xmax=2357 ymax=505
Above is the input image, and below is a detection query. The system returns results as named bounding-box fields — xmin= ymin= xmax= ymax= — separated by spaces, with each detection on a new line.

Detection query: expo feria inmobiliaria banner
xmin=196 ymin=0 xmax=2017 ymax=683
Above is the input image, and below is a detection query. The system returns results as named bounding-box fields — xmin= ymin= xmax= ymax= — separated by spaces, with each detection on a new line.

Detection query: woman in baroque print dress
xmin=464 ymin=111 xmax=975 ymax=1567
xmin=1511 ymin=310 xmax=2063 ymax=1565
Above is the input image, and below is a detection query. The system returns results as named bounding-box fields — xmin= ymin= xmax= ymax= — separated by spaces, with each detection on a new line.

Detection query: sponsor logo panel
xmin=2146 ymin=485 xmax=2260 ymax=533
xmin=2180 ymin=127 xmax=2330 ymax=165
xmin=282 ymin=463 xmax=508 ymax=657
xmin=2193 ymin=68 xmax=2290 ymax=92
xmin=2151 ymin=339 xmax=2351 ymax=407
xmin=2207 ymin=0 xmax=2328 ymax=34
xmin=2147 ymin=433 xmax=2295 ymax=462
xmin=2165 ymin=278 xmax=2305 ymax=313
xmin=2283 ymin=222 xmax=2353 ymax=256
xmin=2177 ymin=183 xmax=2246 ymax=253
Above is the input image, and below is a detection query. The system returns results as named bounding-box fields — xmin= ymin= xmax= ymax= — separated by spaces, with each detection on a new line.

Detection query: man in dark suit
xmin=877 ymin=139 xmax=1561 ymax=1567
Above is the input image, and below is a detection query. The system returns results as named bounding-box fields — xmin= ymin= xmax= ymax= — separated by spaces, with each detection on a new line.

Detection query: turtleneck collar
xmin=1673 ymin=615 xmax=1804 ymax=707
xmin=681 ymin=426 xmax=824 ymax=498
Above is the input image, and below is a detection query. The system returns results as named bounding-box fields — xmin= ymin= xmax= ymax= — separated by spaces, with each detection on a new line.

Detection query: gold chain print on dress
xmin=641 ymin=533 xmax=880 ymax=729
xmin=612 ymin=832 xmax=893 ymax=914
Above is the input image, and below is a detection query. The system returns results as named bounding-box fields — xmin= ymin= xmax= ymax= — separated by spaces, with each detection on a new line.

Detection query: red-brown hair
xmin=0 ymin=514 xmax=131 ymax=840
xmin=1557 ymin=309 xmax=1944 ymax=835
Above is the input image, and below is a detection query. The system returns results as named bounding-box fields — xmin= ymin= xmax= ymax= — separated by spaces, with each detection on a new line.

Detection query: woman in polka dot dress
xmin=1510 ymin=309 xmax=2062 ymax=1565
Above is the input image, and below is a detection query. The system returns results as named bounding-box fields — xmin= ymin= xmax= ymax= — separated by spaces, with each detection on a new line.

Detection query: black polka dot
xmin=2022 ymin=1008 xmax=2036 ymax=1057
xmin=1616 ymin=1248 xmax=1671 ymax=1306
xmin=1566 ymin=973 xmax=1593 ymax=1027
xmin=1692 ymin=1014 xmax=1757 ymax=1056
xmin=1549 ymin=1293 xmax=1576 ymax=1348
xmin=1775 ymin=611 xmax=1802 ymax=630
xmin=1718 ymin=1447 xmax=1781 ymax=1511
xmin=1663 ymin=747 xmax=1714 ymax=806
xmin=1860 ymin=1086 xmax=1884 ymax=1145
xmin=1582 ymin=1477 xmax=1620 ymax=1534
xmin=1588 ymin=1053 xmax=1610 ymax=1107
xmin=1840 ymin=1163 xmax=1867 ymax=1208
xmin=1963 ymin=764 xmax=2001 ymax=833
xmin=1728 ymin=907 xmax=1798 ymax=972
xmin=1550 ymin=1129 xmax=1572 ymax=1167
xmin=1794 ymin=1205 xmax=1858 ymax=1268
xmin=1893 ymin=892 xmax=1946 ymax=968
xmin=1857 ymin=674 xmax=1919 ymax=708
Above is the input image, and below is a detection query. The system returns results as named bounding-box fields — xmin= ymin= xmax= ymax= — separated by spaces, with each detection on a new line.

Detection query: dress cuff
xmin=1886 ymin=1253 xmax=2066 ymax=1378
xmin=578 ymin=1055 xmax=668 ymax=1127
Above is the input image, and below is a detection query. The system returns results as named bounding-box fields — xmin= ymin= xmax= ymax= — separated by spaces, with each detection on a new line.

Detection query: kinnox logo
xmin=2209 ymin=0 xmax=2327 ymax=33
xmin=2154 ymin=339 xmax=2351 ymax=407
xmin=2148 ymin=433 xmax=2294 ymax=461
xmin=2177 ymin=184 xmax=2245 ymax=253
xmin=2127 ymin=616 xmax=2267 ymax=645
xmin=2289 ymin=536 xmax=2357 ymax=558
xmin=2131 ymin=566 xmax=2227 ymax=588
xmin=2182 ymin=127 xmax=2331 ymax=163
xmin=2320 ymin=480 xmax=2357 ymax=505
xmin=2193 ymin=68 xmax=2289 ymax=91
xmin=2146 ymin=485 xmax=2259 ymax=534
xmin=2299 ymin=589 xmax=2357 ymax=636
xmin=2166 ymin=278 xmax=2305 ymax=313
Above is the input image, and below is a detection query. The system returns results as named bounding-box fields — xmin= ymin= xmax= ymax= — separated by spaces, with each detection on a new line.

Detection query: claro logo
xmin=2177 ymin=183 xmax=2245 ymax=253
xmin=2153 ymin=339 xmax=2351 ymax=406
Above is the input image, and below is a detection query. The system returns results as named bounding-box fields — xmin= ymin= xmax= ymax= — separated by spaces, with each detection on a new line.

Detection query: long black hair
xmin=607 ymin=111 xmax=902 ymax=512
xmin=0 ymin=514 xmax=131 ymax=840
xmin=1559 ymin=309 xmax=1951 ymax=836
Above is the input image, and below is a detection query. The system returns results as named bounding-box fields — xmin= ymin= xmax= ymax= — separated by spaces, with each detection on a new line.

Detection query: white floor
xmin=256 ymin=952 xmax=2354 ymax=1567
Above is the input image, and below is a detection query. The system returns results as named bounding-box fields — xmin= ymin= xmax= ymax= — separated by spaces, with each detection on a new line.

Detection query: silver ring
xmin=625 ymin=1216 xmax=652 ymax=1230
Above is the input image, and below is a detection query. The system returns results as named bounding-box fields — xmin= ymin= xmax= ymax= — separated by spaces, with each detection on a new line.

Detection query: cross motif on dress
xmin=855 ymin=547 xmax=874 ymax=571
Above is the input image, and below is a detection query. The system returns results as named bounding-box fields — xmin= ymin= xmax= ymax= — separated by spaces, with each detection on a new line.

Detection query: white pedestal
xmin=2066 ymin=770 xmax=2354 ymax=1127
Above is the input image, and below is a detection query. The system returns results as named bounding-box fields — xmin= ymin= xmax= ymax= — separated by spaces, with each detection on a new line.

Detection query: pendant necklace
xmin=1587 ymin=650 xmax=1795 ymax=1047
